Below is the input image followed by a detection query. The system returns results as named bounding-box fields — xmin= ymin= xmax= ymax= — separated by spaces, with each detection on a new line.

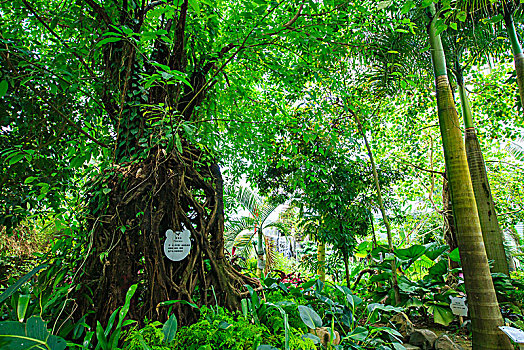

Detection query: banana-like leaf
xmin=0 ymin=316 xmax=66 ymax=350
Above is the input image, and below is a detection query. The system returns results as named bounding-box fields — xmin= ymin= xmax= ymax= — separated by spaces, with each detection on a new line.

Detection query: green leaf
xmin=449 ymin=22 xmax=457 ymax=30
xmin=0 ymin=265 xmax=47 ymax=305
xmin=424 ymin=243 xmax=449 ymax=261
xmin=428 ymin=260 xmax=448 ymax=278
xmin=346 ymin=326 xmax=368 ymax=341
xmin=427 ymin=303 xmax=454 ymax=326
xmin=175 ymin=134 xmax=183 ymax=154
xmin=189 ymin=0 xmax=200 ymax=13
xmin=420 ymin=0 xmax=434 ymax=8
xmin=0 ymin=80 xmax=8 ymax=97
xmin=0 ymin=316 xmax=66 ymax=350
xmin=298 ymin=305 xmax=322 ymax=329
xmin=401 ymin=1 xmax=414 ymax=14
xmin=97 ymin=37 xmax=122 ymax=47
xmin=449 ymin=248 xmax=460 ymax=262
xmin=394 ymin=245 xmax=426 ymax=261
xmin=17 ymin=295 xmax=30 ymax=322
xmin=162 ymin=314 xmax=177 ymax=344
xmin=8 ymin=153 xmax=25 ymax=166
xmin=24 ymin=177 xmax=38 ymax=184
xmin=96 ymin=321 xmax=108 ymax=350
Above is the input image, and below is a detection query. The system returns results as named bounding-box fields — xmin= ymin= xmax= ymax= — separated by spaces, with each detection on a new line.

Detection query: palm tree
xmin=427 ymin=4 xmax=512 ymax=348
xmin=225 ymin=187 xmax=286 ymax=277
xmin=457 ymin=0 xmax=524 ymax=107
xmin=453 ymin=54 xmax=510 ymax=276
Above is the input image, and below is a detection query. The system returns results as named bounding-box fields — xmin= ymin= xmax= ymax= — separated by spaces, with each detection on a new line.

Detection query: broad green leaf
xmin=0 ymin=80 xmax=8 ymax=97
xmin=346 ymin=326 xmax=368 ymax=341
xmin=0 ymin=316 xmax=66 ymax=350
xmin=298 ymin=305 xmax=322 ymax=329
xmin=394 ymin=245 xmax=425 ymax=261
xmin=425 ymin=243 xmax=449 ymax=261
xmin=162 ymin=314 xmax=177 ymax=344
xmin=427 ymin=303 xmax=454 ymax=326
xmin=428 ymin=260 xmax=447 ymax=278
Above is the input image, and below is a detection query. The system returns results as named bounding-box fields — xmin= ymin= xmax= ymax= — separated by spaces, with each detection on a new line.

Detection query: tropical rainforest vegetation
xmin=2 ymin=0 xmax=524 ymax=349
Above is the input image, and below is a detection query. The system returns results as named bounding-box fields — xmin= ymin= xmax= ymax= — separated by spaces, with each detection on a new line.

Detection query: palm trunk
xmin=428 ymin=9 xmax=511 ymax=349
xmin=503 ymin=6 xmax=524 ymax=108
xmin=455 ymin=65 xmax=510 ymax=276
xmin=317 ymin=241 xmax=326 ymax=282
xmin=352 ymin=111 xmax=401 ymax=305
xmin=442 ymin=175 xmax=459 ymax=270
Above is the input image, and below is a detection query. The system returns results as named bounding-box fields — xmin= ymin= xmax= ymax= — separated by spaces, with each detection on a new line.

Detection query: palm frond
xmin=263 ymin=221 xmax=290 ymax=236
xmin=258 ymin=202 xmax=281 ymax=224
xmin=236 ymin=186 xmax=263 ymax=217
xmin=507 ymin=139 xmax=524 ymax=161
xmin=225 ymin=217 xmax=257 ymax=249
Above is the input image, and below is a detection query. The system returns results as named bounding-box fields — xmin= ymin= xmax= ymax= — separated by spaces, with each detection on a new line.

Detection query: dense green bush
xmin=123 ymin=305 xmax=316 ymax=350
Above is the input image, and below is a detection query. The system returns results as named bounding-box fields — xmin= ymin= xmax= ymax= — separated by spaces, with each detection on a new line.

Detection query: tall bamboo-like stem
xmin=352 ymin=110 xmax=401 ymax=305
xmin=317 ymin=241 xmax=326 ymax=281
xmin=255 ymin=214 xmax=264 ymax=278
xmin=503 ymin=4 xmax=524 ymax=108
xmin=428 ymin=7 xmax=511 ymax=349
xmin=455 ymin=60 xmax=510 ymax=276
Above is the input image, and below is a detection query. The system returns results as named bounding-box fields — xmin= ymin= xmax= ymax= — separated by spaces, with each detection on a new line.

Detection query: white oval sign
xmin=449 ymin=296 xmax=468 ymax=317
xmin=164 ymin=229 xmax=191 ymax=261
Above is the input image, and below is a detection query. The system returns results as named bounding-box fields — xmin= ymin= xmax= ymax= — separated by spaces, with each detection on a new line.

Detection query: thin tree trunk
xmin=455 ymin=64 xmax=510 ymax=276
xmin=370 ymin=217 xmax=378 ymax=249
xmin=317 ymin=241 xmax=326 ymax=282
xmin=428 ymin=8 xmax=511 ymax=349
xmin=503 ymin=5 xmax=524 ymax=108
xmin=351 ymin=111 xmax=401 ymax=305
xmin=343 ymin=250 xmax=351 ymax=288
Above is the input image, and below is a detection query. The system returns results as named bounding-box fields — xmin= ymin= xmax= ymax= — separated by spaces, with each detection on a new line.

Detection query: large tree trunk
xmin=428 ymin=8 xmax=511 ymax=349
xmin=457 ymin=77 xmax=510 ymax=276
xmin=78 ymin=148 xmax=258 ymax=326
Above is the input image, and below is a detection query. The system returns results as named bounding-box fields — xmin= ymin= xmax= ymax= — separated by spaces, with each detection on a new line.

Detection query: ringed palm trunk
xmin=428 ymin=9 xmax=511 ymax=349
xmin=503 ymin=6 xmax=524 ymax=108
xmin=317 ymin=241 xmax=326 ymax=281
xmin=456 ymin=67 xmax=510 ymax=276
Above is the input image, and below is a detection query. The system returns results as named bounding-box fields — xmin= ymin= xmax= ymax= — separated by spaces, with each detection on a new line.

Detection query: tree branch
xmin=82 ymin=0 xmax=112 ymax=25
